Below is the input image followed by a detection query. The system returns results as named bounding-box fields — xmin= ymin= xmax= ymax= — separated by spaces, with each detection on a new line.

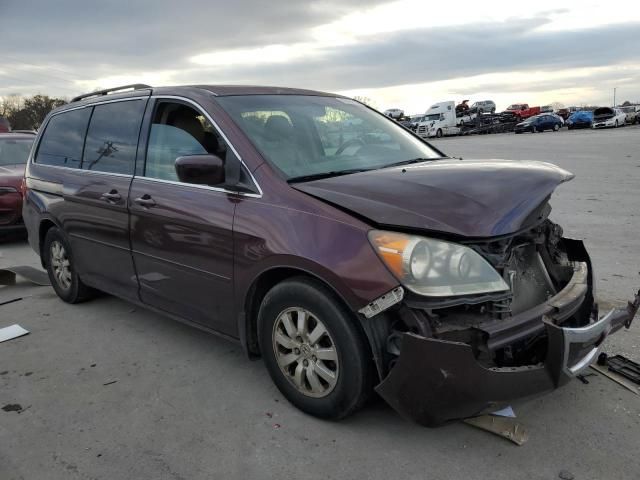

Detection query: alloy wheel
xmin=50 ymin=240 xmax=72 ymax=290
xmin=272 ymin=307 xmax=339 ymax=398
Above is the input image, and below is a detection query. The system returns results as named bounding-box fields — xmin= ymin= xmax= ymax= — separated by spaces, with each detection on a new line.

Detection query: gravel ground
xmin=1 ymin=125 xmax=639 ymax=480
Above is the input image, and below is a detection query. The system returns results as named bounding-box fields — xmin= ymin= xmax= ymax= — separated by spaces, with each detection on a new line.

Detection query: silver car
xmin=470 ymin=100 xmax=496 ymax=114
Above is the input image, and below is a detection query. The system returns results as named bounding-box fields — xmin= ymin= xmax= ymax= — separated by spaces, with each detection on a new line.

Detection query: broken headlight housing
xmin=368 ymin=230 xmax=509 ymax=297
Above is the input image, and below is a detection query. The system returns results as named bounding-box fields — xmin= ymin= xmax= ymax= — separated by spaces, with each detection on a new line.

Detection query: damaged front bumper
xmin=375 ymin=244 xmax=640 ymax=427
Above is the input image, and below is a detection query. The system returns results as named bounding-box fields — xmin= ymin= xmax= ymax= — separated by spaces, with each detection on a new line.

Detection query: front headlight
xmin=368 ymin=230 xmax=509 ymax=297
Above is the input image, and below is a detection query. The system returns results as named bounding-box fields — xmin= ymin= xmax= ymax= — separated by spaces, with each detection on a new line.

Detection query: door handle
xmin=133 ymin=194 xmax=156 ymax=208
xmin=100 ymin=190 xmax=122 ymax=203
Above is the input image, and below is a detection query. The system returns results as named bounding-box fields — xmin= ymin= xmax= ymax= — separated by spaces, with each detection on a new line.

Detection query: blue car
xmin=514 ymin=114 xmax=563 ymax=133
xmin=566 ymin=111 xmax=593 ymax=130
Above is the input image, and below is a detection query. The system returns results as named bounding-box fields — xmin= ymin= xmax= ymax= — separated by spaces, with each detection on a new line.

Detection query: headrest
xmin=263 ymin=115 xmax=293 ymax=141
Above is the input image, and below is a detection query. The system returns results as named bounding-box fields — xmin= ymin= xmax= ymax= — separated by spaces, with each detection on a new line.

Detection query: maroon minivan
xmin=23 ymin=84 xmax=639 ymax=426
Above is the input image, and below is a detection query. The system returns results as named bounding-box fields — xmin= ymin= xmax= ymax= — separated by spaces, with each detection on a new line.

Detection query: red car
xmin=0 ymin=117 xmax=11 ymax=133
xmin=0 ymin=133 xmax=35 ymax=231
xmin=502 ymin=103 xmax=540 ymax=120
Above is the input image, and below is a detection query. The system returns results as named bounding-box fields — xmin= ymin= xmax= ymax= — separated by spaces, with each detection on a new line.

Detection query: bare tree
xmin=0 ymin=94 xmax=66 ymax=130
xmin=353 ymin=96 xmax=376 ymax=108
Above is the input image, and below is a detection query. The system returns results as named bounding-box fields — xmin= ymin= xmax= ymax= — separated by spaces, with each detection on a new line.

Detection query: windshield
xmin=216 ymin=95 xmax=442 ymax=180
xmin=507 ymin=104 xmax=524 ymax=110
xmin=0 ymin=137 xmax=33 ymax=166
xmin=424 ymin=114 xmax=441 ymax=121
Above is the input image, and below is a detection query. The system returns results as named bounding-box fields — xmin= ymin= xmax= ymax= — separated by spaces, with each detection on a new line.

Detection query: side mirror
xmin=175 ymin=154 xmax=225 ymax=186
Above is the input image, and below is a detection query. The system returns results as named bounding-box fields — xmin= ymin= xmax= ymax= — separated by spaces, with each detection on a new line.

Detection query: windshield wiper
xmin=287 ymin=168 xmax=372 ymax=183
xmin=383 ymin=157 xmax=446 ymax=168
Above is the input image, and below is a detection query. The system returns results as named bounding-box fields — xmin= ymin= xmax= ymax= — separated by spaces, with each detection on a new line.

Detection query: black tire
xmin=258 ymin=277 xmax=373 ymax=420
xmin=43 ymin=227 xmax=95 ymax=303
xmin=436 ymin=128 xmax=443 ymax=138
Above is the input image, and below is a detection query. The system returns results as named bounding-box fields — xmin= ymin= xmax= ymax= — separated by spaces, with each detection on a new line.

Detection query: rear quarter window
xmin=35 ymin=108 xmax=91 ymax=167
xmin=82 ymin=100 xmax=146 ymax=174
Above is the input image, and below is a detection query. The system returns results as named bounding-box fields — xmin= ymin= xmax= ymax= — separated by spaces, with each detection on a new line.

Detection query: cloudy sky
xmin=1 ymin=0 xmax=639 ymax=113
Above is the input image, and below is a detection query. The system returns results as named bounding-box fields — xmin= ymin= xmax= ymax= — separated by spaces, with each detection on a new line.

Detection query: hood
xmin=0 ymin=164 xmax=26 ymax=189
xmin=293 ymin=159 xmax=574 ymax=238
xmin=593 ymin=107 xmax=614 ymax=120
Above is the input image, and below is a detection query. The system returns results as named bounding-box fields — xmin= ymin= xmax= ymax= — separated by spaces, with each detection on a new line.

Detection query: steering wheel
xmin=335 ymin=138 xmax=365 ymax=156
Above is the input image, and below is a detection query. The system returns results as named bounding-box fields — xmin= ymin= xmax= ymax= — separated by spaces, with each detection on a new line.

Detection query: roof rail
xmin=71 ymin=84 xmax=152 ymax=103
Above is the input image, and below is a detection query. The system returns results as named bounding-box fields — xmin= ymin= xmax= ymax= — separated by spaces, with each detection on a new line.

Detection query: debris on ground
xmin=0 ymin=266 xmax=50 ymax=286
xmin=590 ymin=364 xmax=639 ymax=395
xmin=103 ymin=380 xmax=118 ymax=386
xmin=463 ymin=415 xmax=529 ymax=446
xmin=2 ymin=403 xmax=23 ymax=413
xmin=606 ymin=354 xmax=640 ymax=385
xmin=0 ymin=324 xmax=29 ymax=343
xmin=559 ymin=470 xmax=575 ymax=480
xmin=576 ymin=373 xmax=596 ymax=384
xmin=490 ymin=406 xmax=516 ymax=418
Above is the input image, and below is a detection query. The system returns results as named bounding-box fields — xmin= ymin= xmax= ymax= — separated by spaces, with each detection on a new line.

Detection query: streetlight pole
xmin=613 ymin=87 xmax=617 ymax=107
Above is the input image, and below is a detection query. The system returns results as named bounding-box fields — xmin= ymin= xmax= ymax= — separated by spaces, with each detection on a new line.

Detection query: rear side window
xmin=82 ymin=100 xmax=145 ymax=174
xmin=35 ymin=108 xmax=91 ymax=167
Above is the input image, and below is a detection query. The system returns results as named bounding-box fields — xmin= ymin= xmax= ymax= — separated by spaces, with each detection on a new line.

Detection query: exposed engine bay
xmin=365 ymin=217 xmax=639 ymax=426
xmin=370 ymin=219 xmax=597 ymax=376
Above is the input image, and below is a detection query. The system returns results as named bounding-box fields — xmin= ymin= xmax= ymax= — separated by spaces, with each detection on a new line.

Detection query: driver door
xmin=129 ymin=98 xmax=238 ymax=335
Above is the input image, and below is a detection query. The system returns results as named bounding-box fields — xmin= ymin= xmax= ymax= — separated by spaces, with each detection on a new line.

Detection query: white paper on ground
xmin=0 ymin=324 xmax=29 ymax=343
xmin=490 ymin=406 xmax=516 ymax=418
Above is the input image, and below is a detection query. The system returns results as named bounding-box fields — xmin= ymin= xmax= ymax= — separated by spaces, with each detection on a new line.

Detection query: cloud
xmin=1 ymin=1 xmax=639 ymax=109
xmin=168 ymin=19 xmax=640 ymax=92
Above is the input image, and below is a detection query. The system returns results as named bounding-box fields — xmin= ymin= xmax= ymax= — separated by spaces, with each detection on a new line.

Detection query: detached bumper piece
xmin=376 ymin=289 xmax=640 ymax=427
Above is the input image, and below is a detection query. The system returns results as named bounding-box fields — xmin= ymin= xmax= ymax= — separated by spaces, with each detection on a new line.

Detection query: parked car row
xmin=0 ymin=132 xmax=36 ymax=232
xmin=393 ymin=99 xmax=640 ymax=136
xmin=514 ymin=114 xmax=563 ymax=133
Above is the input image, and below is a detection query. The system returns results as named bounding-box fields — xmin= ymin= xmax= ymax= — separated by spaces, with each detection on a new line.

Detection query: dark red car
xmin=0 ymin=132 xmax=35 ymax=232
xmin=22 ymin=85 xmax=639 ymax=426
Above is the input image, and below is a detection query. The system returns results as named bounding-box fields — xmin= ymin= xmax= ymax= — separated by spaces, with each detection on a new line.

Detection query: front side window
xmin=82 ymin=100 xmax=146 ymax=174
xmin=0 ymin=137 xmax=34 ymax=166
xmin=217 ymin=95 xmax=441 ymax=181
xmin=35 ymin=108 xmax=91 ymax=167
xmin=144 ymin=101 xmax=229 ymax=183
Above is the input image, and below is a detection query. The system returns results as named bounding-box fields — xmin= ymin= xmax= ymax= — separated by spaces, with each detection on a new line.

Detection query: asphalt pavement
xmin=1 ymin=125 xmax=639 ymax=480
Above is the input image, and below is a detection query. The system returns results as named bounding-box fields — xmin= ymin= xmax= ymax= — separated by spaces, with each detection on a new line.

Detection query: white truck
xmin=415 ymin=101 xmax=476 ymax=138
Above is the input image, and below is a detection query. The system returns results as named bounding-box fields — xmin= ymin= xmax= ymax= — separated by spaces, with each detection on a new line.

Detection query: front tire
xmin=553 ymin=124 xmax=560 ymax=131
xmin=43 ymin=227 xmax=95 ymax=303
xmin=436 ymin=128 xmax=443 ymax=138
xmin=259 ymin=277 xmax=372 ymax=420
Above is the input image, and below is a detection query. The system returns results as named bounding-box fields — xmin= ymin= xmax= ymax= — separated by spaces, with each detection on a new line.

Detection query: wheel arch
xmin=38 ymin=217 xmax=61 ymax=268
xmin=240 ymin=265 xmax=368 ymax=359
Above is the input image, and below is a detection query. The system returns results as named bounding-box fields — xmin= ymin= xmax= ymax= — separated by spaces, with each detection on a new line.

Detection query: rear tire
xmin=259 ymin=277 xmax=373 ymax=420
xmin=553 ymin=124 xmax=559 ymax=131
xmin=43 ymin=227 xmax=95 ymax=303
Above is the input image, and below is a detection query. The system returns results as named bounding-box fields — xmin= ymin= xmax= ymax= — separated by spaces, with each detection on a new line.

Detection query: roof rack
xmin=71 ymin=84 xmax=152 ymax=103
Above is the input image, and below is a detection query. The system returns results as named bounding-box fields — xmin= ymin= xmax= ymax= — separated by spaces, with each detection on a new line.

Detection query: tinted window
xmin=145 ymin=102 xmax=228 ymax=183
xmin=35 ymin=108 xmax=91 ymax=167
xmin=0 ymin=137 xmax=34 ymax=166
xmin=82 ymin=100 xmax=145 ymax=174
